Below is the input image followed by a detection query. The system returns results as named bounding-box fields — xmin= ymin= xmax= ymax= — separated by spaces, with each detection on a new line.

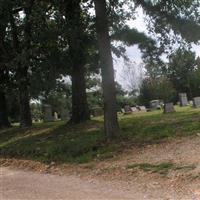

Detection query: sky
xmin=114 ymin=8 xmax=200 ymax=90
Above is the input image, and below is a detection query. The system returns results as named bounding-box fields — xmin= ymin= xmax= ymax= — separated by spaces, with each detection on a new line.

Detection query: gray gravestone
xmin=164 ymin=103 xmax=175 ymax=113
xmin=179 ymin=93 xmax=188 ymax=106
xmin=124 ymin=105 xmax=132 ymax=114
xmin=131 ymin=107 xmax=139 ymax=112
xmin=193 ymin=97 xmax=200 ymax=108
xmin=44 ymin=105 xmax=53 ymax=122
xmin=138 ymin=106 xmax=147 ymax=112
xmin=150 ymin=100 xmax=161 ymax=109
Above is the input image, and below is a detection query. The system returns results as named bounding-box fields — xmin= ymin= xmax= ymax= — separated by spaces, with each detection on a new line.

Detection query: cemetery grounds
xmin=0 ymin=106 xmax=200 ymax=199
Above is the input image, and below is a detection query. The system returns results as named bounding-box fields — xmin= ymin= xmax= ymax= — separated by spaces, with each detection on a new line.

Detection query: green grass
xmin=126 ymin=162 xmax=196 ymax=174
xmin=0 ymin=106 xmax=199 ymax=164
xmin=127 ymin=162 xmax=175 ymax=174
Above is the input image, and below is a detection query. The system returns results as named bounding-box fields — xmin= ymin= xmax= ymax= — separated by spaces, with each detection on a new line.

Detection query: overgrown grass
xmin=0 ymin=106 xmax=199 ymax=164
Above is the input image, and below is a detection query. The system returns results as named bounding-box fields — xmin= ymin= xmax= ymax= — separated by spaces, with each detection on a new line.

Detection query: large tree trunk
xmin=0 ymin=8 xmax=10 ymax=129
xmin=16 ymin=0 xmax=34 ymax=128
xmin=0 ymin=90 xmax=10 ymax=129
xmin=17 ymin=67 xmax=32 ymax=128
xmin=71 ymin=65 xmax=90 ymax=123
xmin=63 ymin=0 xmax=90 ymax=123
xmin=94 ymin=0 xmax=119 ymax=138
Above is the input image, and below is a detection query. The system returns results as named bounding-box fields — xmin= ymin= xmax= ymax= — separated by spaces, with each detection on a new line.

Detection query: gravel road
xmin=1 ymin=166 xmax=200 ymax=200
xmin=1 ymin=167 xmax=145 ymax=200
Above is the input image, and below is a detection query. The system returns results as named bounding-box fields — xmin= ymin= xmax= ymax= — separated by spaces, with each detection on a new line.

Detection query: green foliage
xmin=40 ymin=81 xmax=72 ymax=114
xmin=139 ymin=77 xmax=177 ymax=106
xmin=86 ymin=75 xmax=103 ymax=108
xmin=87 ymin=91 xmax=103 ymax=109
xmin=167 ymin=47 xmax=200 ymax=98
xmin=127 ymin=162 xmax=175 ymax=174
xmin=30 ymin=103 xmax=43 ymax=121
xmin=136 ymin=0 xmax=200 ymax=44
xmin=115 ymin=82 xmax=137 ymax=110
xmin=116 ymin=95 xmax=137 ymax=110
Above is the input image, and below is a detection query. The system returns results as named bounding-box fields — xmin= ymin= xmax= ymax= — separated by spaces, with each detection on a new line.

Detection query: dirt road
xmin=0 ymin=166 xmax=199 ymax=200
xmin=1 ymin=136 xmax=200 ymax=200
xmin=0 ymin=167 xmax=148 ymax=200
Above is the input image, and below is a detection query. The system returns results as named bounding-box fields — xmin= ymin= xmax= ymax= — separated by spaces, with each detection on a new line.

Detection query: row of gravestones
xmin=179 ymin=93 xmax=200 ymax=108
xmin=43 ymin=105 xmax=69 ymax=122
xmin=43 ymin=94 xmax=200 ymax=121
xmin=122 ymin=105 xmax=147 ymax=114
xmin=158 ymin=93 xmax=200 ymax=113
xmin=149 ymin=100 xmax=174 ymax=113
xmin=122 ymin=94 xmax=200 ymax=115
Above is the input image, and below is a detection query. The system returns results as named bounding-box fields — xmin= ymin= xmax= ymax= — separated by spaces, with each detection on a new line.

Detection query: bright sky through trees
xmin=114 ymin=7 xmax=200 ymax=90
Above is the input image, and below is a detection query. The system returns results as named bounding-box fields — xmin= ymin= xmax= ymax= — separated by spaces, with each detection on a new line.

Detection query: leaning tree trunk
xmin=0 ymin=90 xmax=10 ymax=129
xmin=94 ymin=0 xmax=119 ymax=138
xmin=70 ymin=64 xmax=90 ymax=123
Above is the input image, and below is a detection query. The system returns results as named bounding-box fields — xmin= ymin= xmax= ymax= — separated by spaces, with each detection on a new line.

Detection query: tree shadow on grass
xmin=0 ymin=120 xmax=105 ymax=164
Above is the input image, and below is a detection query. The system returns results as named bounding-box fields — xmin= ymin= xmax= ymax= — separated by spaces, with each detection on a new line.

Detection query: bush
xmin=139 ymin=77 xmax=177 ymax=106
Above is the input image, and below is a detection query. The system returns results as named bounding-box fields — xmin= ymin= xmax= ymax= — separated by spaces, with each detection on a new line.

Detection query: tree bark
xmin=9 ymin=1 xmax=34 ymax=128
xmin=63 ymin=0 xmax=90 ymax=123
xmin=94 ymin=0 xmax=119 ymax=138
xmin=70 ymin=65 xmax=90 ymax=123
xmin=0 ymin=7 xmax=10 ymax=129
xmin=18 ymin=1 xmax=33 ymax=128
xmin=17 ymin=67 xmax=32 ymax=128
xmin=0 ymin=89 xmax=10 ymax=129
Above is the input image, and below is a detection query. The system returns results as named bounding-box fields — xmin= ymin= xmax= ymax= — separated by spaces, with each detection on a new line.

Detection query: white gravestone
xmin=179 ymin=93 xmax=188 ymax=106
xmin=193 ymin=97 xmax=200 ymax=108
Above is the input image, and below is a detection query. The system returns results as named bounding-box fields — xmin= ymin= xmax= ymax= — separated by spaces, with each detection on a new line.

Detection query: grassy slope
xmin=0 ymin=106 xmax=199 ymax=164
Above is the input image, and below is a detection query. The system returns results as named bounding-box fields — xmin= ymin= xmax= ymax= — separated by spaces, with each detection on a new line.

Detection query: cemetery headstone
xmin=150 ymin=100 xmax=162 ymax=110
xmin=124 ymin=105 xmax=132 ymax=114
xmin=193 ymin=97 xmax=200 ymax=108
xmin=44 ymin=105 xmax=53 ymax=122
xmin=138 ymin=106 xmax=147 ymax=112
xmin=131 ymin=107 xmax=139 ymax=112
xmin=54 ymin=112 xmax=58 ymax=120
xmin=164 ymin=103 xmax=175 ymax=113
xmin=121 ymin=108 xmax=125 ymax=114
xmin=179 ymin=93 xmax=188 ymax=106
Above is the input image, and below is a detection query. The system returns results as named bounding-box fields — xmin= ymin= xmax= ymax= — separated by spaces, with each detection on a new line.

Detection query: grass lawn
xmin=0 ymin=106 xmax=199 ymax=164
